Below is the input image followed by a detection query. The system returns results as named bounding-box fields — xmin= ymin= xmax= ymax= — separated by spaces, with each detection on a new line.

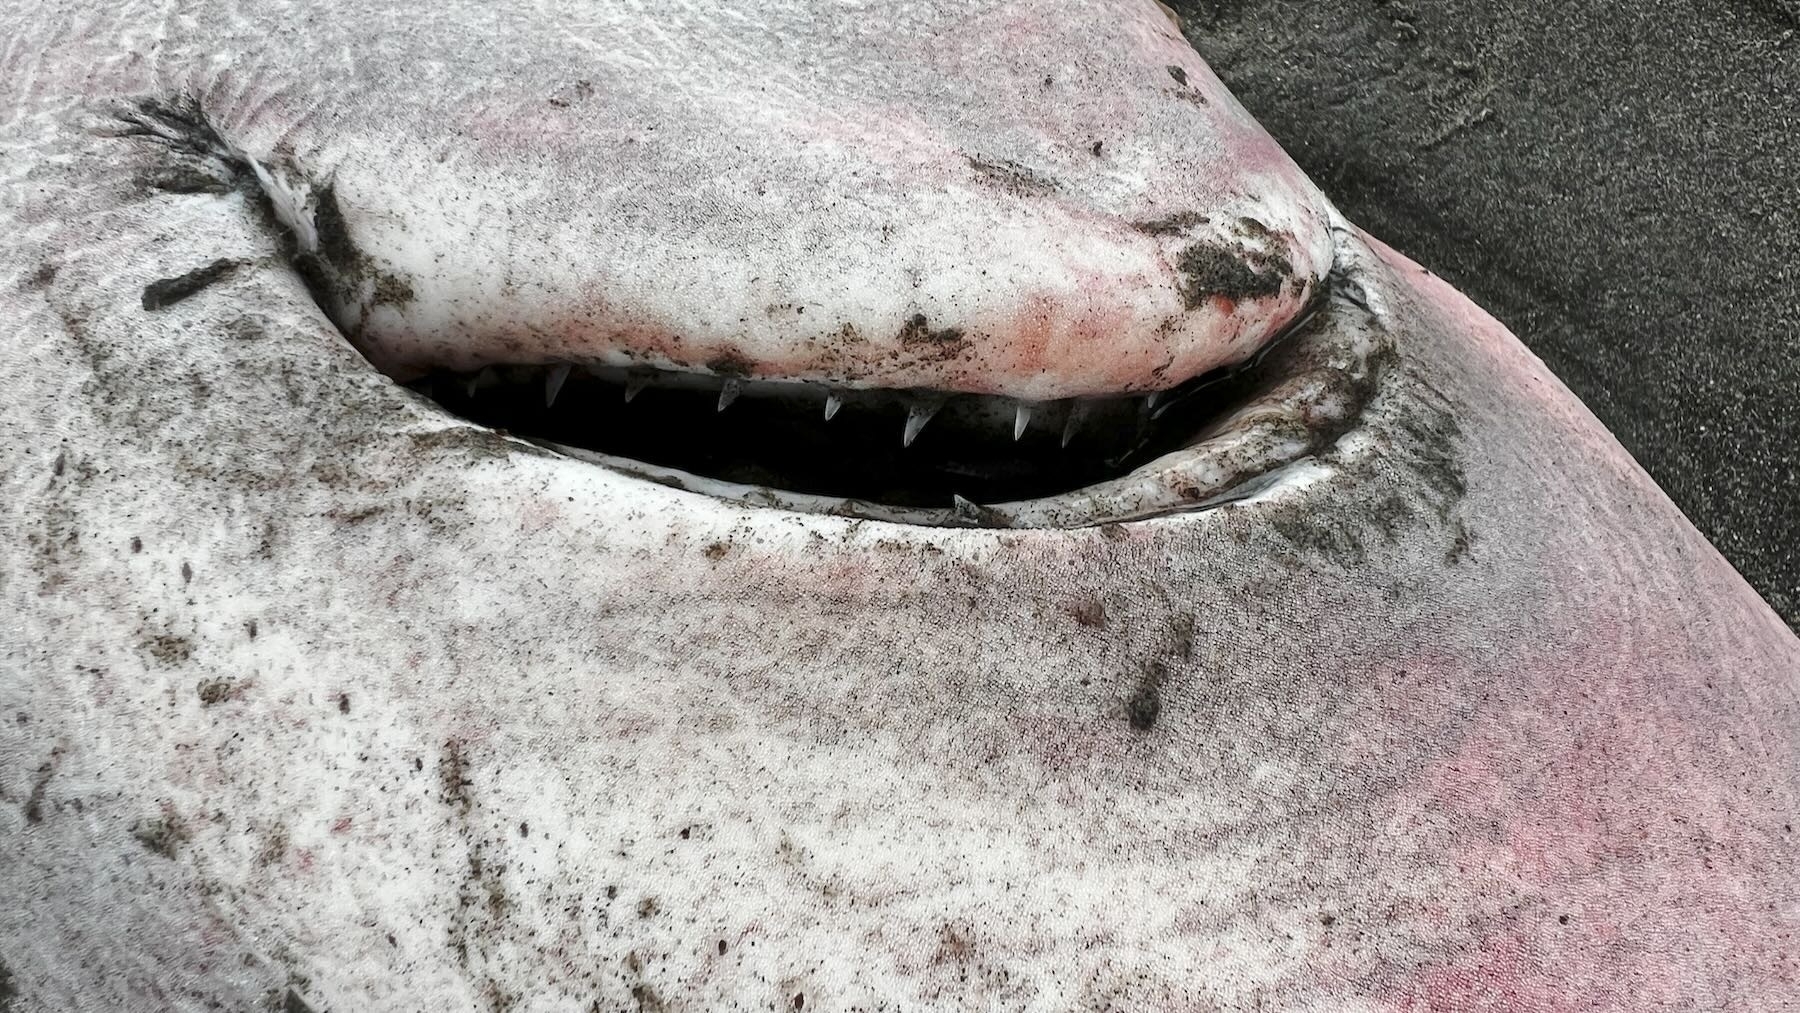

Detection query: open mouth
xmin=400 ymin=273 xmax=1388 ymax=529
xmin=108 ymin=101 xmax=1387 ymax=529
xmin=417 ymin=348 xmax=1277 ymax=504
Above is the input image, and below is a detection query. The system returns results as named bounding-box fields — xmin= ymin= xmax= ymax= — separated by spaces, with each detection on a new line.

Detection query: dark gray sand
xmin=1176 ymin=1 xmax=1798 ymax=626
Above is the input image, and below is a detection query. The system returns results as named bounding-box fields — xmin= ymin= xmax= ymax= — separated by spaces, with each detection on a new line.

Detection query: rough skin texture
xmin=1 ymin=2 xmax=1797 ymax=1010
xmin=1176 ymin=0 xmax=1800 ymax=627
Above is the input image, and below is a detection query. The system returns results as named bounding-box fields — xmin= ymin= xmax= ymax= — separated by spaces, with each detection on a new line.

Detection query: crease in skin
xmin=0 ymin=2 xmax=1797 ymax=1012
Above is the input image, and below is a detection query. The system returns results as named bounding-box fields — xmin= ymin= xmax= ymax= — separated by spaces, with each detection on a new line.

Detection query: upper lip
xmin=407 ymin=232 xmax=1388 ymax=530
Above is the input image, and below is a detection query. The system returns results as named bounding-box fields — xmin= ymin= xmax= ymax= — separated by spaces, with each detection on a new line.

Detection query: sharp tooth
xmin=1144 ymin=391 xmax=1163 ymax=412
xmin=902 ymin=400 xmax=940 ymax=448
xmin=824 ymin=393 xmax=844 ymax=421
xmin=623 ymin=374 xmax=648 ymax=402
xmin=717 ymin=378 xmax=743 ymax=412
xmin=1013 ymin=403 xmax=1033 ymax=441
xmin=1062 ymin=400 xmax=1089 ymax=448
xmin=544 ymin=364 xmax=572 ymax=407
xmin=463 ymin=366 xmax=494 ymax=399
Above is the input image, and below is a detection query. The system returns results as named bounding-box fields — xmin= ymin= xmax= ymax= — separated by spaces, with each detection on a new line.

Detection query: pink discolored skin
xmin=0 ymin=2 xmax=1796 ymax=1012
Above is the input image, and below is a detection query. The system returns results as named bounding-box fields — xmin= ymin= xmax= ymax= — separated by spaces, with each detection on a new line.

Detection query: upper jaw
xmin=208 ymin=0 xmax=1334 ymax=403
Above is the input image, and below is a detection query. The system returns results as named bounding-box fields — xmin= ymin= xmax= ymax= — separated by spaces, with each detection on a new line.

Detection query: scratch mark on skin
xmin=23 ymin=746 xmax=62 ymax=823
xmin=964 ymin=155 xmax=1060 ymax=197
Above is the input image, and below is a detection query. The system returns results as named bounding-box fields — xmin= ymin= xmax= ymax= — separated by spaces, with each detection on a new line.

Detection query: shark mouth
xmin=403 ymin=273 xmax=1389 ymax=529
xmin=420 ymin=351 xmax=1275 ymax=502
xmin=110 ymin=100 xmax=1389 ymax=529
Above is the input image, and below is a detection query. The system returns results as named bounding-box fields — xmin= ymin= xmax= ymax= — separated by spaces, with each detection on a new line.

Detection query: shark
xmin=1 ymin=1 xmax=1795 ymax=1009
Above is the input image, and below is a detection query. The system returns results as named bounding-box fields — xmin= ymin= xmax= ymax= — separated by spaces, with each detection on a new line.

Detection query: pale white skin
xmin=2 ymin=2 xmax=1797 ymax=1012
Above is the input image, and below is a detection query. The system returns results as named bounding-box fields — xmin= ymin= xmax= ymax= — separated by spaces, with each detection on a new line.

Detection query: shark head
xmin=2 ymin=1 xmax=1797 ymax=1010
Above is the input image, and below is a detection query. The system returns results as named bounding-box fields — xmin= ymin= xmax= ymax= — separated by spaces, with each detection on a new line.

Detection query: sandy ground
xmin=1176 ymin=0 xmax=1799 ymax=626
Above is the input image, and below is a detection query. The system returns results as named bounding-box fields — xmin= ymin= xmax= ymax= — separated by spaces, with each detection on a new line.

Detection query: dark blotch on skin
xmin=1176 ymin=243 xmax=1291 ymax=307
xmin=24 ymin=754 xmax=56 ymax=824
xmin=0 ymin=960 xmax=16 ymax=1012
xmin=1127 ymin=685 xmax=1162 ymax=730
xmin=1397 ymin=411 xmax=1470 ymax=518
xmin=965 ymin=155 xmax=1060 ymax=196
xmin=631 ymin=983 xmax=667 ymax=1012
xmin=282 ymin=988 xmax=316 ymax=1013
xmin=1167 ymin=65 xmax=1189 ymax=85
xmin=326 ymin=505 xmax=384 ymax=525
xmin=704 ymin=352 xmax=753 ymax=378
xmin=130 ymin=816 xmax=185 ymax=859
xmin=546 ymin=79 xmax=595 ymax=108
xmin=138 ymin=165 xmax=232 ymax=195
xmin=897 ymin=313 xmax=965 ymax=347
xmin=1068 ymin=599 xmax=1107 ymax=628
xmin=145 ymin=634 xmax=193 ymax=666
xmin=1133 ymin=211 xmax=1210 ymax=236
xmin=197 ymin=678 xmax=234 ymax=706
xmin=141 ymin=259 xmax=243 ymax=311
xmin=1127 ymin=664 xmax=1165 ymax=731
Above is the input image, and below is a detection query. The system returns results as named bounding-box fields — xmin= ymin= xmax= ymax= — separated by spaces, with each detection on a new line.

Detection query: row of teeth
xmin=435 ymin=364 xmax=1178 ymax=449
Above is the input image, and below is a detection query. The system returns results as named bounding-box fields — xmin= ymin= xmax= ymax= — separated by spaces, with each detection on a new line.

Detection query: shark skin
xmin=0 ymin=1 xmax=1796 ymax=1011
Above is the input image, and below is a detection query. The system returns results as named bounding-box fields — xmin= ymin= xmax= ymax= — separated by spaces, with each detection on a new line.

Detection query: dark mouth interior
xmin=406 ymin=352 xmax=1282 ymax=508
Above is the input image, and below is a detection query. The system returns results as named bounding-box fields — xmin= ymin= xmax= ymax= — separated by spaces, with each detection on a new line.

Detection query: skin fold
xmin=1 ymin=2 xmax=1795 ymax=1010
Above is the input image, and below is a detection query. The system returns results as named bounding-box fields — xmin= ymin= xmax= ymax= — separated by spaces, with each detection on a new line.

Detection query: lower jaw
xmin=402 ymin=270 xmax=1388 ymax=529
